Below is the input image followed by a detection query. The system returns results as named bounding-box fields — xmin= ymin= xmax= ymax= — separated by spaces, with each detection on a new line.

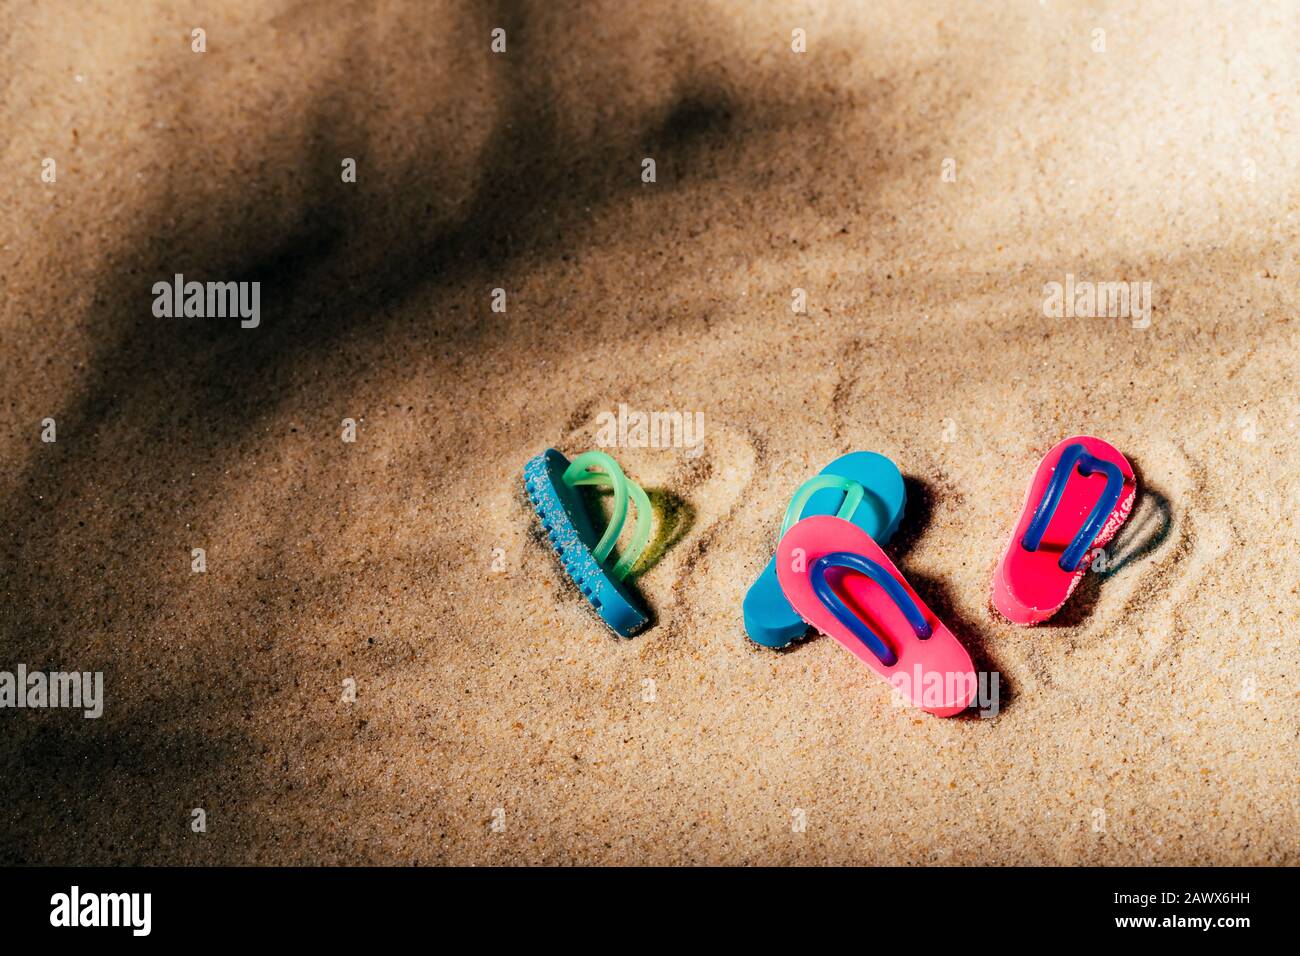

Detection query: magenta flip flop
xmin=776 ymin=515 xmax=977 ymax=717
xmin=992 ymin=436 xmax=1137 ymax=625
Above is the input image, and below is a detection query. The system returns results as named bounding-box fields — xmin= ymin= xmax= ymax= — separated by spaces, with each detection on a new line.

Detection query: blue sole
xmin=524 ymin=449 xmax=649 ymax=638
xmin=742 ymin=452 xmax=905 ymax=648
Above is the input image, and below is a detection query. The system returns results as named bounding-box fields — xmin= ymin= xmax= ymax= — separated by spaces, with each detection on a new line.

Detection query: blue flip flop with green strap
xmin=743 ymin=452 xmax=906 ymax=648
xmin=524 ymin=448 xmax=653 ymax=637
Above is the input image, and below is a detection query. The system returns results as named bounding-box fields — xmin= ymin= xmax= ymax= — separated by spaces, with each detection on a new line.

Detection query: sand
xmin=1 ymin=0 xmax=1296 ymax=865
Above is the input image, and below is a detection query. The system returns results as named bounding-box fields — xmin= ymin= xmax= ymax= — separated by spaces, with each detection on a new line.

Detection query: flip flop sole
xmin=524 ymin=449 xmax=649 ymax=637
xmin=744 ymin=452 xmax=905 ymax=649
xmin=992 ymin=436 xmax=1137 ymax=625
xmin=777 ymin=515 xmax=976 ymax=716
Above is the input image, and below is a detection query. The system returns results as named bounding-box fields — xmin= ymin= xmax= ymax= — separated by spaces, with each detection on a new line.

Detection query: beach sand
xmin=1 ymin=0 xmax=1296 ymax=864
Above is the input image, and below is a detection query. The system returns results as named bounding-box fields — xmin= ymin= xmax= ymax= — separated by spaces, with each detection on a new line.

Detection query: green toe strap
xmin=562 ymin=451 xmax=652 ymax=581
xmin=780 ymin=474 xmax=866 ymax=537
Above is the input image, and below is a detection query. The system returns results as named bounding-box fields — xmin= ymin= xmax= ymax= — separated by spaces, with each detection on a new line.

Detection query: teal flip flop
xmin=524 ymin=448 xmax=653 ymax=637
xmin=742 ymin=452 xmax=906 ymax=648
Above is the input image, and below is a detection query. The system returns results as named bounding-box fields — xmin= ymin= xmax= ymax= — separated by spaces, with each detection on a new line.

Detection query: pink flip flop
xmin=776 ymin=515 xmax=977 ymax=717
xmin=992 ymin=436 xmax=1137 ymax=625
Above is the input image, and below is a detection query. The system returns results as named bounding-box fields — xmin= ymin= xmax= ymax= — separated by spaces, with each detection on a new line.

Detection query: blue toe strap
xmin=1021 ymin=443 xmax=1125 ymax=572
xmin=810 ymin=552 xmax=931 ymax=668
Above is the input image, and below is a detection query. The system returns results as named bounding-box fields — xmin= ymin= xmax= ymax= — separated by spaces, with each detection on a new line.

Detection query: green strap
xmin=562 ymin=451 xmax=653 ymax=581
xmin=780 ymin=474 xmax=866 ymax=537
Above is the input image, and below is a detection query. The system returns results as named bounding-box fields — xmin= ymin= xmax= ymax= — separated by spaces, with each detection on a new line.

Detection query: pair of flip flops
xmin=743 ymin=452 xmax=974 ymax=717
xmin=744 ymin=437 xmax=1136 ymax=716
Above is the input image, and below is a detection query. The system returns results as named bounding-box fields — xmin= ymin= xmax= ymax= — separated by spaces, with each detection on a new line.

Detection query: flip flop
xmin=776 ymin=515 xmax=976 ymax=717
xmin=743 ymin=452 xmax=905 ymax=648
xmin=992 ymin=436 xmax=1137 ymax=625
xmin=524 ymin=448 xmax=653 ymax=637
